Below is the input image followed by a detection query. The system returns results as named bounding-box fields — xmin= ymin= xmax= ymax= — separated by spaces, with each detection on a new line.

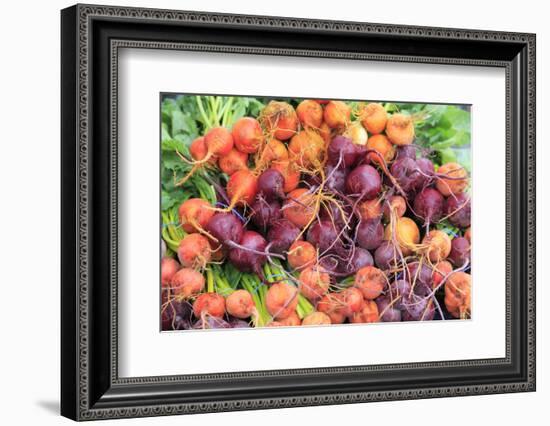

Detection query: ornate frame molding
xmin=61 ymin=4 xmax=536 ymax=421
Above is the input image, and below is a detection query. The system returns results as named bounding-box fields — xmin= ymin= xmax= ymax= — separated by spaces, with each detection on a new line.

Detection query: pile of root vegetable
xmin=161 ymin=98 xmax=471 ymax=330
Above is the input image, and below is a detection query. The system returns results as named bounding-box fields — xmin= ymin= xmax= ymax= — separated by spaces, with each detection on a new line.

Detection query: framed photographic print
xmin=61 ymin=4 xmax=536 ymax=421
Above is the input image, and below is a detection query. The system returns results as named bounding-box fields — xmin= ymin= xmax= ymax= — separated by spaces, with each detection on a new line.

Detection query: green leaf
xmin=439 ymin=148 xmax=457 ymax=164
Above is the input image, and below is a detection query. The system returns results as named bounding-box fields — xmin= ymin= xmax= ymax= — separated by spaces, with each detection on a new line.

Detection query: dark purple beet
xmin=413 ymin=187 xmax=444 ymax=224
xmin=345 ymin=164 xmax=381 ymax=200
xmin=449 ymin=237 xmax=470 ymax=267
xmin=320 ymin=201 xmax=354 ymax=228
xmin=396 ymin=145 xmax=416 ymax=160
xmin=318 ymin=255 xmax=340 ymax=274
xmin=337 ymin=247 xmax=374 ymax=276
xmin=401 ymin=295 xmax=435 ymax=321
xmin=407 ymin=261 xmax=433 ymax=297
xmin=206 ymin=213 xmax=244 ymax=247
xmin=192 ymin=317 xmax=231 ymax=329
xmin=349 ymin=247 xmax=374 ymax=270
xmin=250 ymin=197 xmax=281 ymax=231
xmin=390 ymin=157 xmax=422 ymax=193
xmin=374 ymin=241 xmax=398 ymax=270
xmin=375 ymin=296 xmax=402 ymax=322
xmin=228 ymin=230 xmax=267 ymax=274
xmin=327 ymin=135 xmax=359 ymax=168
xmin=257 ymin=169 xmax=285 ymax=200
xmin=229 ymin=319 xmax=251 ymax=328
xmin=389 ymin=279 xmax=412 ymax=310
xmin=415 ymin=158 xmax=435 ymax=189
xmin=324 ymin=164 xmax=348 ymax=193
xmin=356 ymin=219 xmax=384 ymax=250
xmin=267 ymin=219 xmax=301 ymax=254
xmin=161 ymin=299 xmax=192 ymax=330
xmin=307 ymin=220 xmax=342 ymax=254
xmin=445 ymin=193 xmax=471 ymax=228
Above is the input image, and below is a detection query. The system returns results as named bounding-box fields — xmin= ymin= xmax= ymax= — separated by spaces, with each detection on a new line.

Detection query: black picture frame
xmin=61 ymin=4 xmax=536 ymax=421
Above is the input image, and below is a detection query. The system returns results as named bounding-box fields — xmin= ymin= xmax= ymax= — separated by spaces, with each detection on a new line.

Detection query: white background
xmin=119 ymin=50 xmax=505 ymax=377
xmin=0 ymin=0 xmax=547 ymax=425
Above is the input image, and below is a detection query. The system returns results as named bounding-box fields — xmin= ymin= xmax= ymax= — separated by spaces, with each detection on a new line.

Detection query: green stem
xmin=221 ymin=97 xmax=234 ymax=128
xmin=206 ymin=268 xmax=214 ymax=293
xmin=196 ymin=96 xmax=213 ymax=129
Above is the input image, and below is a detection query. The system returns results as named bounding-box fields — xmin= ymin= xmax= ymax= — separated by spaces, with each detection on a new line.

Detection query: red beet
xmin=445 ymin=193 xmax=471 ymax=228
xmin=267 ymin=219 xmax=301 ymax=254
xmin=413 ymin=187 xmax=444 ymax=224
xmin=396 ymin=145 xmax=416 ymax=160
xmin=324 ymin=164 xmax=348 ymax=193
xmin=345 ymin=165 xmax=382 ymax=200
xmin=307 ymin=220 xmax=342 ymax=254
xmin=356 ymin=219 xmax=384 ymax=250
xmin=389 ymin=279 xmax=412 ymax=310
xmin=374 ymin=241 xmax=398 ymax=270
xmin=206 ymin=213 xmax=244 ymax=247
xmin=327 ymin=135 xmax=360 ymax=168
xmin=257 ymin=169 xmax=285 ymax=200
xmin=347 ymin=247 xmax=374 ymax=272
xmin=406 ymin=261 xmax=433 ymax=297
xmin=375 ymin=296 xmax=402 ymax=322
xmin=250 ymin=197 xmax=282 ymax=231
xmin=448 ymin=237 xmax=470 ymax=267
xmin=229 ymin=230 xmax=268 ymax=274
xmin=390 ymin=157 xmax=422 ymax=193
xmin=401 ymin=294 xmax=435 ymax=321
xmin=415 ymin=158 xmax=435 ymax=189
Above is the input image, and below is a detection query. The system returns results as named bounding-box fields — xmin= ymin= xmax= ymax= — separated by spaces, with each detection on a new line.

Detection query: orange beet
xmin=340 ymin=287 xmax=364 ymax=317
xmin=432 ymin=260 xmax=453 ymax=288
xmin=282 ymin=188 xmax=317 ymax=228
xmin=421 ymin=230 xmax=452 ymax=263
xmin=382 ymin=195 xmax=407 ymax=221
xmin=280 ymin=311 xmax=302 ymax=326
xmin=232 ymin=117 xmax=263 ymax=153
xmin=193 ymin=292 xmax=226 ymax=318
xmin=444 ymin=271 xmax=471 ymax=318
xmin=386 ymin=113 xmax=415 ymax=146
xmin=302 ymin=311 xmax=332 ymax=326
xmin=360 ymin=103 xmax=388 ymax=134
xmin=258 ymin=138 xmax=289 ymax=165
xmin=177 ymin=233 xmax=211 ymax=269
xmin=354 ymin=266 xmax=386 ymax=300
xmin=317 ymin=294 xmax=346 ymax=324
xmin=171 ymin=268 xmax=205 ymax=298
xmin=204 ymin=127 xmax=234 ymax=157
xmin=178 ymin=198 xmax=215 ymax=233
xmin=226 ymin=289 xmax=255 ymax=319
xmin=161 ymin=257 xmax=181 ymax=288
xmin=218 ymin=148 xmax=248 ymax=175
xmin=384 ymin=217 xmax=420 ymax=256
xmin=189 ymin=136 xmax=217 ymax=165
xmin=287 ymin=240 xmax=317 ymax=271
xmin=226 ymin=169 xmax=258 ymax=206
xmin=266 ymin=282 xmax=299 ymax=320
xmin=350 ymin=300 xmax=379 ymax=323
xmin=436 ymin=162 xmax=469 ymax=197
xmin=288 ymin=129 xmax=325 ymax=169
xmin=366 ymin=134 xmax=395 ymax=165
xmin=324 ymin=101 xmax=351 ymax=129
xmin=299 ymin=265 xmax=330 ymax=301
xmin=296 ymin=99 xmax=323 ymax=129
xmin=260 ymin=101 xmax=299 ymax=140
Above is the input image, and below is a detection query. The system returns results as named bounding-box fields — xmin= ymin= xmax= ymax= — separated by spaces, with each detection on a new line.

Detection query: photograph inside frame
xmin=160 ymin=95 xmax=472 ymax=331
